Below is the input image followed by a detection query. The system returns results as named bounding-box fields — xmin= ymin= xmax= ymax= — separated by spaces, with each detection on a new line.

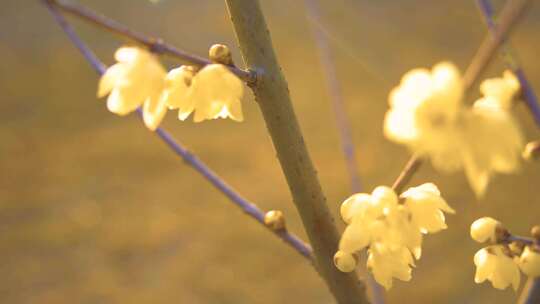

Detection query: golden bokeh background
xmin=2 ymin=0 xmax=540 ymax=303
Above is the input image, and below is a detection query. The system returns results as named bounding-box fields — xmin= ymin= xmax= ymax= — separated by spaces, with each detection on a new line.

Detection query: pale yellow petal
xmin=98 ymin=63 xmax=127 ymax=98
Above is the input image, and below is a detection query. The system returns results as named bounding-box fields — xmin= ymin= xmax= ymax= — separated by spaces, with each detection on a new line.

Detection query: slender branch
xmin=43 ymin=0 xmax=313 ymax=261
xmin=505 ymin=234 xmax=536 ymax=246
xmin=303 ymin=1 xmax=385 ymax=303
xmin=47 ymin=0 xmax=256 ymax=84
xmin=476 ymin=0 xmax=540 ymax=127
xmin=391 ymin=0 xmax=532 ymax=193
xmin=304 ymin=0 xmax=363 ymax=193
xmin=519 ymin=278 xmax=540 ymax=304
xmin=225 ymin=1 xmax=369 ymax=303
xmin=391 ymin=154 xmax=423 ymax=194
xmin=463 ymin=0 xmax=532 ymax=90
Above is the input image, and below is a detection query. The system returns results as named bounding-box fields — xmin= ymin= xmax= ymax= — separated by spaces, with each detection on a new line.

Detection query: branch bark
xmin=224 ymin=0 xmax=369 ymax=303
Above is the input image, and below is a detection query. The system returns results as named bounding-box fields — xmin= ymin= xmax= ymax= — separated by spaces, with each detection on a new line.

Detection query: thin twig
xmin=505 ymin=234 xmax=536 ymax=246
xmin=463 ymin=0 xmax=532 ymax=90
xmin=391 ymin=0 xmax=532 ymax=193
xmin=304 ymin=0 xmax=363 ymax=193
xmin=303 ymin=1 xmax=385 ymax=303
xmin=391 ymin=154 xmax=423 ymax=194
xmin=47 ymin=0 xmax=256 ymax=84
xmin=476 ymin=0 xmax=540 ymax=127
xmin=43 ymin=0 xmax=313 ymax=261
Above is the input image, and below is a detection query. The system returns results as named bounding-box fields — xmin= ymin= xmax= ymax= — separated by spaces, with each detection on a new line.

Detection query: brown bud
xmin=495 ymin=226 xmax=510 ymax=243
xmin=531 ymin=225 xmax=540 ymax=241
xmin=209 ymin=44 xmax=233 ymax=65
xmin=523 ymin=141 xmax=540 ymax=161
xmin=264 ymin=210 xmax=286 ymax=231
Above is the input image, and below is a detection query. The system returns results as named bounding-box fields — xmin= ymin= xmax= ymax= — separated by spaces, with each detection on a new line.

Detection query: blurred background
xmin=2 ymin=0 xmax=540 ymax=303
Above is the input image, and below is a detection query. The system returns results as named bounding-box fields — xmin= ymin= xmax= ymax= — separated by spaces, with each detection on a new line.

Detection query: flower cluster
xmin=471 ymin=217 xmax=540 ymax=291
xmin=334 ymin=183 xmax=455 ymax=289
xmin=98 ymin=46 xmax=244 ymax=130
xmin=384 ymin=62 xmax=523 ymax=197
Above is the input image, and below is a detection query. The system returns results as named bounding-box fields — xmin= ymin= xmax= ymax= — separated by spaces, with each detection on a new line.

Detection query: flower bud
xmin=519 ymin=246 xmax=540 ymax=277
xmin=264 ymin=210 xmax=285 ymax=231
xmin=523 ymin=141 xmax=540 ymax=161
xmin=470 ymin=217 xmax=502 ymax=243
xmin=209 ymin=44 xmax=233 ymax=65
xmin=531 ymin=225 xmax=540 ymax=241
xmin=334 ymin=250 xmax=357 ymax=273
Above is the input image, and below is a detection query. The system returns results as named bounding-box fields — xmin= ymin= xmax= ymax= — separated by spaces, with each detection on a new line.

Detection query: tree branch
xmin=391 ymin=0 xmax=532 ymax=194
xmin=43 ymin=0 xmax=313 ymax=261
xmin=46 ymin=0 xmax=256 ymax=84
xmin=303 ymin=1 xmax=385 ymax=303
xmin=476 ymin=0 xmax=540 ymax=127
xmin=224 ymin=1 xmax=369 ymax=303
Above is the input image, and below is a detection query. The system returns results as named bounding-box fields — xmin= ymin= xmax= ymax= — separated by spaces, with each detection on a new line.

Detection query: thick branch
xmin=224 ymin=1 xmax=369 ymax=303
xmin=476 ymin=0 xmax=540 ymax=127
xmin=47 ymin=0 xmax=255 ymax=84
xmin=392 ymin=0 xmax=532 ymax=193
xmin=43 ymin=0 xmax=313 ymax=261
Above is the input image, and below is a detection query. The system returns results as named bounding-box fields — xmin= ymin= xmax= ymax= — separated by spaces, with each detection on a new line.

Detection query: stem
xmin=391 ymin=0 xmax=532 ymax=193
xmin=224 ymin=1 xmax=369 ymax=303
xmin=476 ymin=0 xmax=540 ymax=127
xmin=463 ymin=0 xmax=532 ymax=90
xmin=303 ymin=1 xmax=385 ymax=303
xmin=391 ymin=155 xmax=423 ymax=194
xmin=43 ymin=0 xmax=313 ymax=261
xmin=47 ymin=0 xmax=255 ymax=84
xmin=519 ymin=278 xmax=540 ymax=304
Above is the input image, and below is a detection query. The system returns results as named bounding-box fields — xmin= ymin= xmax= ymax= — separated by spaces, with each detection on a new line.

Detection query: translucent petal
xmin=339 ymin=220 xmax=370 ymax=253
xmin=98 ymin=63 xmax=127 ymax=98
xmin=106 ymin=88 xmax=144 ymax=116
xmin=519 ymin=246 xmax=540 ymax=277
xmin=143 ymin=94 xmax=168 ymax=131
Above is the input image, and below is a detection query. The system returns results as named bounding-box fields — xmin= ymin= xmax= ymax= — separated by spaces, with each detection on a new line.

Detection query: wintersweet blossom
xmin=186 ymin=64 xmax=244 ymax=122
xmin=98 ymin=46 xmax=167 ymax=130
xmin=384 ymin=62 xmax=523 ymax=197
xmin=474 ymin=246 xmax=521 ymax=291
xmin=518 ymin=246 xmax=540 ymax=277
xmin=476 ymin=71 xmax=520 ymax=110
xmin=335 ymin=184 xmax=454 ymax=289
xmin=367 ymin=244 xmax=414 ymax=289
xmin=401 ymin=183 xmax=455 ymax=234
xmin=470 ymin=217 xmax=502 ymax=243
xmin=161 ymin=66 xmax=196 ymax=120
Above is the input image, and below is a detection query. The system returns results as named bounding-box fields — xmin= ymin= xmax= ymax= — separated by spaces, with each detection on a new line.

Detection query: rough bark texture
xmin=224 ymin=0 xmax=369 ymax=303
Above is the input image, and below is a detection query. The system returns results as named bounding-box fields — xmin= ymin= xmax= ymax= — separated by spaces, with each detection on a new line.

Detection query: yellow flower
xmin=340 ymin=193 xmax=372 ymax=224
xmin=384 ymin=62 xmax=523 ymax=197
xmin=476 ymin=71 xmax=520 ymax=110
xmin=470 ymin=217 xmax=502 ymax=243
xmin=336 ymin=184 xmax=452 ymax=287
xmin=333 ymin=250 xmax=357 ymax=273
xmin=401 ymin=183 xmax=455 ymax=234
xmin=474 ymin=246 xmax=520 ymax=291
xmin=186 ymin=64 xmax=244 ymax=122
xmin=518 ymin=246 xmax=540 ymax=277
xmin=98 ymin=46 xmax=167 ymax=130
xmin=461 ymin=103 xmax=523 ymax=196
xmin=339 ymin=218 xmax=371 ymax=254
xmin=161 ymin=65 xmax=196 ymax=120
xmin=384 ymin=62 xmax=463 ymax=152
xmin=367 ymin=243 xmax=414 ymax=290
